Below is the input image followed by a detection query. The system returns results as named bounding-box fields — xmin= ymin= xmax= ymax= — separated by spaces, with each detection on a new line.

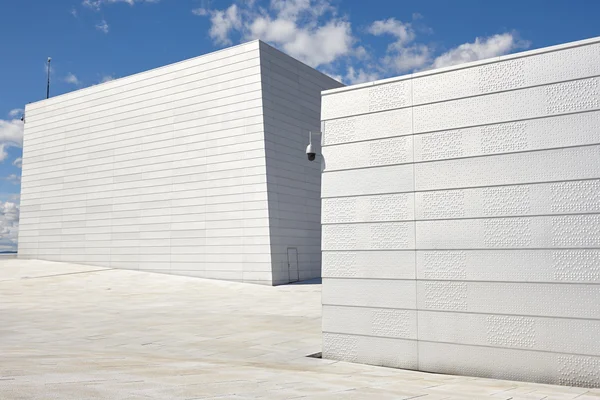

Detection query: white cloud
xmin=201 ymin=4 xmax=242 ymax=45
xmin=367 ymin=17 xmax=431 ymax=73
xmin=194 ymin=0 xmax=356 ymax=68
xmin=271 ymin=20 xmax=353 ymax=67
xmin=384 ymin=44 xmax=431 ymax=72
xmin=83 ymin=0 xmax=101 ymax=10
xmin=81 ymin=0 xmax=159 ymax=33
xmin=344 ymin=66 xmax=380 ymax=85
xmin=191 ymin=8 xmax=209 ymax=16
xmin=0 ymin=201 xmax=19 ymax=252
xmin=96 ymin=19 xmax=109 ymax=33
xmin=4 ymin=174 xmax=20 ymax=185
xmin=0 ymin=145 xmax=8 ymax=163
xmin=65 ymin=73 xmax=81 ymax=85
xmin=368 ymin=18 xmax=415 ymax=48
xmin=12 ymin=158 xmax=22 ymax=168
xmin=100 ymin=75 xmax=115 ymax=83
xmin=194 ymin=3 xmax=529 ymax=84
xmin=0 ymin=119 xmax=24 ymax=148
xmin=83 ymin=0 xmax=159 ymax=11
xmin=432 ymin=33 xmax=529 ymax=69
xmin=367 ymin=15 xmax=527 ymax=76
xmin=8 ymin=109 xmax=23 ymax=118
xmin=0 ymin=118 xmax=24 ymax=166
xmin=71 ymin=8 xmax=78 ymax=17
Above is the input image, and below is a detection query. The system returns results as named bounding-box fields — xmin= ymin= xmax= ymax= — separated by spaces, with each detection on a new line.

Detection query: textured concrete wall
xmin=320 ymin=37 xmax=600 ymax=386
xmin=260 ymin=42 xmax=343 ymax=285
xmin=18 ymin=41 xmax=339 ymax=285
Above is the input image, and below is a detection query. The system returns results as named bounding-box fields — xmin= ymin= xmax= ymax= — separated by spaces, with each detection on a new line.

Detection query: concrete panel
xmin=323 ymin=306 xmax=418 ymax=339
xmin=322 ymin=250 xmax=416 ymax=279
xmin=26 ymin=41 xmax=260 ymax=113
xmin=321 ymin=80 xmax=412 ymax=120
xmin=415 ymin=145 xmax=600 ymax=191
xmin=323 ymin=333 xmax=418 ymax=369
xmin=322 ymin=193 xmax=415 ymax=224
xmin=320 ymin=37 xmax=600 ymax=386
xmin=418 ymin=341 xmax=600 ymax=387
xmin=413 ymin=76 xmax=600 ymax=134
xmin=414 ymin=111 xmax=600 ymax=162
xmin=322 ymin=278 xmax=416 ymax=309
xmin=416 ymin=249 xmax=600 ymax=283
xmin=412 ymin=41 xmax=600 ymax=105
xmin=415 ymin=180 xmax=600 ymax=220
xmin=416 ymin=281 xmax=600 ymax=318
xmin=19 ymin=40 xmax=342 ymax=285
xmin=322 ymin=136 xmax=413 ymax=171
xmin=418 ymin=310 xmax=600 ymax=355
xmin=322 ymin=165 xmax=414 ymax=198
xmin=416 ymin=215 xmax=600 ymax=249
xmin=322 ymin=108 xmax=412 ymax=146
xmin=322 ymin=222 xmax=416 ymax=251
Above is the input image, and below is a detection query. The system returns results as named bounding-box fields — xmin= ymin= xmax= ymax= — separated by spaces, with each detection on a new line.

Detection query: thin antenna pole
xmin=46 ymin=57 xmax=52 ymax=99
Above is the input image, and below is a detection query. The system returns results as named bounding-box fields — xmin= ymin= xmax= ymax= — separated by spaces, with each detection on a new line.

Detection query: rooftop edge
xmin=322 ymin=35 xmax=600 ymax=96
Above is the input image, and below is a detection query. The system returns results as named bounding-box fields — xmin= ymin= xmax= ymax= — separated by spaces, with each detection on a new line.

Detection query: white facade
xmin=18 ymin=40 xmax=342 ymax=285
xmin=320 ymin=37 xmax=600 ymax=386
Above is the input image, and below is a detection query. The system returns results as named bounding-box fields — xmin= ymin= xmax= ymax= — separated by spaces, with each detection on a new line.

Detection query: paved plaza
xmin=1 ymin=259 xmax=599 ymax=399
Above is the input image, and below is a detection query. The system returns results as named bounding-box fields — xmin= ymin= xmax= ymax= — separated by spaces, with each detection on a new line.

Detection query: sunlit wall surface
xmin=320 ymin=37 xmax=600 ymax=386
xmin=19 ymin=41 xmax=342 ymax=285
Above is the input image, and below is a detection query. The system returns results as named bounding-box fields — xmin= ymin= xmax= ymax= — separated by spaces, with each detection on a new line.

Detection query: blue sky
xmin=0 ymin=0 xmax=599 ymax=251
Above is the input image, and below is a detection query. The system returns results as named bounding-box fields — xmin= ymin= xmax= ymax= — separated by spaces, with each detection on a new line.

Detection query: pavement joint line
xmin=424 ymin=383 xmax=447 ymax=389
xmin=43 ymin=379 xmax=109 ymax=385
xmin=21 ymin=268 xmax=113 ymax=280
xmin=490 ymin=386 xmax=519 ymax=395
xmin=3 ymin=260 xmax=600 ymax=399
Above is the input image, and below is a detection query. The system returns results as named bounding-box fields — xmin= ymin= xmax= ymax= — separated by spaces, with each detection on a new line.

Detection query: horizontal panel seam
xmin=27 ymin=65 xmax=262 ymax=125
xmin=322 ymin=247 xmax=600 ymax=251
xmin=24 ymin=122 xmax=266 ymax=155
xmin=322 ymin=278 xmax=600 ymax=285
xmin=28 ymin=48 xmax=260 ymax=111
xmin=322 ymin=331 xmax=600 ymax=358
xmin=321 ymin=212 xmax=600 ymax=224
xmin=323 ymin=109 xmax=600 ymax=147
xmin=320 ymin=305 xmax=600 ymax=321
xmin=321 ymin=74 xmax=600 ymax=121
xmin=25 ymin=97 xmax=263 ymax=141
xmin=321 ymin=177 xmax=600 ymax=198
xmin=322 ymin=142 xmax=600 ymax=173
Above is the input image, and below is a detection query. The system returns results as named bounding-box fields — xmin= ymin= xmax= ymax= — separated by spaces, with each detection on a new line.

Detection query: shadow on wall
xmin=288 ymin=278 xmax=322 ymax=285
xmin=0 ymin=253 xmax=17 ymax=259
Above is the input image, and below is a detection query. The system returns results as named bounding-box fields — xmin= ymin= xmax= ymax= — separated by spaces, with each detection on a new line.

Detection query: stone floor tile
xmin=1 ymin=259 xmax=600 ymax=400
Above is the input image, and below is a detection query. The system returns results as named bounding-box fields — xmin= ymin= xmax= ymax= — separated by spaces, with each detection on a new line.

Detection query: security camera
xmin=306 ymin=143 xmax=316 ymax=161
xmin=306 ymin=130 xmax=321 ymax=161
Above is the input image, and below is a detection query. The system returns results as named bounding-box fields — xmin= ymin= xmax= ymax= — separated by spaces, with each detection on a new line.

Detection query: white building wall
xmin=259 ymin=42 xmax=343 ymax=285
xmin=19 ymin=40 xmax=339 ymax=285
xmin=320 ymin=37 xmax=600 ymax=386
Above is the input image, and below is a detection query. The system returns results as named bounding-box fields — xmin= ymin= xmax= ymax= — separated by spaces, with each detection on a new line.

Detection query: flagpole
xmin=46 ymin=57 xmax=52 ymax=99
